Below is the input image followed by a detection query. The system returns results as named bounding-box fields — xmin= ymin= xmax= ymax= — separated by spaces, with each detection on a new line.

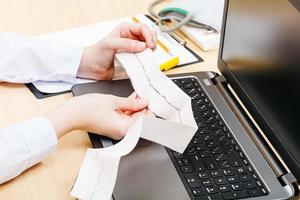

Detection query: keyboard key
xmin=189 ymin=155 xmax=206 ymax=171
xmin=180 ymin=165 xmax=193 ymax=173
xmin=202 ymin=134 xmax=214 ymax=141
xmin=199 ymin=150 xmax=211 ymax=158
xmin=221 ymin=143 xmax=233 ymax=151
xmin=197 ymin=121 xmax=207 ymax=128
xmin=260 ymin=187 xmax=268 ymax=195
xmin=204 ymin=116 xmax=215 ymax=124
xmin=182 ymin=158 xmax=190 ymax=165
xmin=196 ymin=194 xmax=222 ymax=200
xmin=187 ymin=88 xmax=198 ymax=95
xmin=213 ymin=129 xmax=224 ymax=136
xmin=198 ymin=128 xmax=210 ymax=134
xmin=229 ymin=139 xmax=236 ymax=146
xmin=206 ymin=185 xmax=219 ymax=194
xmin=242 ymin=159 xmax=248 ymax=165
xmin=244 ymin=182 xmax=256 ymax=189
xmin=228 ymin=157 xmax=243 ymax=167
xmin=185 ymin=82 xmax=195 ymax=89
xmin=208 ymin=123 xmax=219 ymax=130
xmin=185 ymin=174 xmax=202 ymax=188
xmin=215 ymin=135 xmax=227 ymax=143
xmin=193 ymin=81 xmax=201 ymax=88
xmin=222 ymin=190 xmax=249 ymax=200
xmin=176 ymin=159 xmax=184 ymax=166
xmin=211 ymin=170 xmax=222 ymax=178
xmin=206 ymin=141 xmax=218 ymax=148
xmin=203 ymin=157 xmax=218 ymax=170
xmin=219 ymin=161 xmax=230 ymax=169
xmin=250 ymin=173 xmax=259 ymax=180
xmin=173 ymin=152 xmax=184 ymax=158
xmin=256 ymin=180 xmax=263 ymax=187
xmin=222 ymin=126 xmax=229 ymax=133
xmin=236 ymin=167 xmax=247 ymax=175
xmin=200 ymin=104 xmax=209 ymax=111
xmin=214 ymin=154 xmax=226 ymax=162
xmin=191 ymin=93 xmax=201 ymax=100
xmin=202 ymin=179 xmax=214 ymax=187
xmin=201 ymin=110 xmax=211 ymax=118
xmin=192 ymin=137 xmax=202 ymax=144
xmin=239 ymin=174 xmax=251 ymax=182
xmin=195 ymin=143 xmax=207 ymax=151
xmin=233 ymin=145 xmax=241 ymax=152
xmin=180 ymin=78 xmax=191 ymax=84
xmin=215 ymin=178 xmax=227 ymax=185
xmin=217 ymin=120 xmax=225 ymax=127
xmin=223 ymin=169 xmax=235 ymax=176
xmin=248 ymin=188 xmax=261 ymax=197
xmin=219 ymin=185 xmax=231 ymax=193
xmin=198 ymin=171 xmax=210 ymax=179
xmin=192 ymin=187 xmax=206 ymax=196
xmin=227 ymin=176 xmax=239 ymax=183
xmin=231 ymin=183 xmax=244 ymax=191
xmin=194 ymin=99 xmax=205 ymax=106
xmin=186 ymin=147 xmax=197 ymax=155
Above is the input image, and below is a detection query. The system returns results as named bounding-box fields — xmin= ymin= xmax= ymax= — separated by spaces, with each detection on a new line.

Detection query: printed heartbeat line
xmin=135 ymin=53 xmax=182 ymax=123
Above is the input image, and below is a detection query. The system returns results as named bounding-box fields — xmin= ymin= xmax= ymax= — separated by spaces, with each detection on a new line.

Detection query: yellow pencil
xmin=132 ymin=16 xmax=179 ymax=71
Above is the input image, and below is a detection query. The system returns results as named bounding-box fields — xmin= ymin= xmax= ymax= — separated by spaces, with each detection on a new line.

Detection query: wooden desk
xmin=0 ymin=0 xmax=218 ymax=199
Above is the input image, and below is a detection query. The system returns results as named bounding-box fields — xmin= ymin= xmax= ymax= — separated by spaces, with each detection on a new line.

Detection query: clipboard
xmin=26 ymin=14 xmax=203 ymax=99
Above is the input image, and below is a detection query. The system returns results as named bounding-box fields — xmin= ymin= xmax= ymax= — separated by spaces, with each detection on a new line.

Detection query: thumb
xmin=115 ymin=97 xmax=148 ymax=112
xmin=107 ymin=38 xmax=146 ymax=53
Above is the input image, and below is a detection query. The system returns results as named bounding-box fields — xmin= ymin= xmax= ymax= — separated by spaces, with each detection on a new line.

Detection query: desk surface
xmin=0 ymin=0 xmax=296 ymax=200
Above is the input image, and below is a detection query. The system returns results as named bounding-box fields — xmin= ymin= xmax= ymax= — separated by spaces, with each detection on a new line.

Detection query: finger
xmin=128 ymin=92 xmax=138 ymax=99
xmin=146 ymin=109 xmax=156 ymax=117
xmin=152 ymin=31 xmax=157 ymax=49
xmin=131 ymin=108 xmax=147 ymax=119
xmin=115 ymin=97 xmax=148 ymax=111
xmin=119 ymin=23 xmax=156 ymax=49
xmin=125 ymin=92 xmax=139 ymax=115
xmin=106 ymin=37 xmax=147 ymax=53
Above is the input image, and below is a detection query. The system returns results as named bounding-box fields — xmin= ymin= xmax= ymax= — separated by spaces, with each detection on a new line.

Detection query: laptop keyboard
xmin=167 ymin=77 xmax=268 ymax=200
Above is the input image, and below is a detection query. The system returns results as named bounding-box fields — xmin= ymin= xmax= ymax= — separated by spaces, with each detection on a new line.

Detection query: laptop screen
xmin=219 ymin=0 xmax=300 ymax=178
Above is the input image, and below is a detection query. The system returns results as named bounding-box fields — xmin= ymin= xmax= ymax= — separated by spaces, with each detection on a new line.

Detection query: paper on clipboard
xmin=31 ymin=14 xmax=201 ymax=94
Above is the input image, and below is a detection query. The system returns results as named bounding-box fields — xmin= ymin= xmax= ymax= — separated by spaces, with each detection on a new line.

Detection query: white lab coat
xmin=0 ymin=33 xmax=83 ymax=184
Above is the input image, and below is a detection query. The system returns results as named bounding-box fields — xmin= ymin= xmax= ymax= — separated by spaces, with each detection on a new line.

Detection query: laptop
xmin=72 ymin=0 xmax=300 ymax=199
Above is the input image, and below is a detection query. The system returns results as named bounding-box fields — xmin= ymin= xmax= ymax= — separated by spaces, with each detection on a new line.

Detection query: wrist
xmin=44 ymin=98 xmax=83 ymax=138
xmin=76 ymin=45 xmax=115 ymax=80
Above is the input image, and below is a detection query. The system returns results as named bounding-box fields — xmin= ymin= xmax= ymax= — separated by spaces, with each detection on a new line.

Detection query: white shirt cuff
xmin=14 ymin=117 xmax=58 ymax=168
xmin=58 ymin=45 xmax=83 ymax=83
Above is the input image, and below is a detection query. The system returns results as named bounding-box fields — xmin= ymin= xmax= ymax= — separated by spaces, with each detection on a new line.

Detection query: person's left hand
xmin=76 ymin=23 xmax=156 ymax=80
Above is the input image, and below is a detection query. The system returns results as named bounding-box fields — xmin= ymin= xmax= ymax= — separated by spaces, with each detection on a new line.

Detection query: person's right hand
xmin=44 ymin=94 xmax=148 ymax=140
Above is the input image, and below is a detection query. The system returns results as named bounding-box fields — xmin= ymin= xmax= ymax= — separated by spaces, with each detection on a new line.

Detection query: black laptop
xmin=72 ymin=0 xmax=300 ymax=199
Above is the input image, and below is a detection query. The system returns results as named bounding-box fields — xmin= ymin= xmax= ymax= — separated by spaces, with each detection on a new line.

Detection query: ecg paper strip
xmin=71 ymin=49 xmax=197 ymax=200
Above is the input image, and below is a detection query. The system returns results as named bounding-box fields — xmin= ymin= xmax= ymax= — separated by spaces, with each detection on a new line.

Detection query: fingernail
xmin=138 ymin=99 xmax=148 ymax=106
xmin=137 ymin=42 xmax=146 ymax=49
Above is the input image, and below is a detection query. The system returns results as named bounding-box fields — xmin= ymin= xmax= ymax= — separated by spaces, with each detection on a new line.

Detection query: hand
xmin=127 ymin=92 xmax=156 ymax=117
xmin=44 ymin=94 xmax=148 ymax=140
xmin=76 ymin=23 xmax=156 ymax=80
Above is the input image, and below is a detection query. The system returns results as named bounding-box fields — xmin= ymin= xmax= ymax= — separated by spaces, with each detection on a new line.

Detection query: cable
xmin=148 ymin=0 xmax=217 ymax=33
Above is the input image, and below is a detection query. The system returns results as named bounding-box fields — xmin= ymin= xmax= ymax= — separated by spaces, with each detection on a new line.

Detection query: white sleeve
xmin=0 ymin=117 xmax=57 ymax=184
xmin=0 ymin=32 xmax=83 ymax=84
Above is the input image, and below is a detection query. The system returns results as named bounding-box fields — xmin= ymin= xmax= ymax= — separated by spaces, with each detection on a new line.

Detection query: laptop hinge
xmin=278 ymin=173 xmax=297 ymax=186
xmin=209 ymin=74 xmax=297 ymax=185
xmin=211 ymin=74 xmax=227 ymax=85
